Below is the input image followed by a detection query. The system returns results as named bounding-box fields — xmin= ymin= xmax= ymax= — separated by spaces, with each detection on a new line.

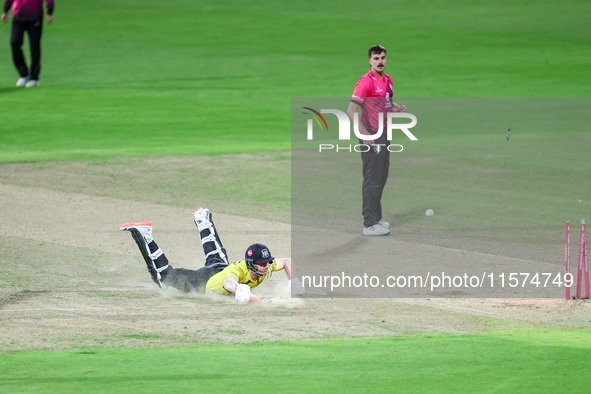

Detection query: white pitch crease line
xmin=292 ymin=224 xmax=559 ymax=267
xmin=420 ymin=244 xmax=559 ymax=268
xmin=59 ymin=313 xmax=153 ymax=332
xmin=0 ymin=304 xmax=193 ymax=313
xmin=411 ymin=300 xmax=511 ymax=317
xmin=0 ymin=310 xmax=155 ymax=332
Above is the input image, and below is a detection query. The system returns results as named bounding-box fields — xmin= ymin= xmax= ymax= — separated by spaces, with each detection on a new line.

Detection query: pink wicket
xmin=576 ymin=221 xmax=584 ymax=299
xmin=565 ymin=221 xmax=571 ymax=300
xmin=584 ymin=221 xmax=590 ymax=299
xmin=575 ymin=219 xmax=589 ymax=300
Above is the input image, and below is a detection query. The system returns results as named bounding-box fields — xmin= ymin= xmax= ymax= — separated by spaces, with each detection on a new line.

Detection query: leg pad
xmin=130 ymin=228 xmax=168 ymax=288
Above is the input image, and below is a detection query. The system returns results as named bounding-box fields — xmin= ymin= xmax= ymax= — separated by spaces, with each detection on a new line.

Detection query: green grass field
xmin=0 ymin=0 xmax=589 ymax=162
xmin=2 ymin=331 xmax=590 ymax=394
xmin=1 ymin=0 xmax=590 ymax=392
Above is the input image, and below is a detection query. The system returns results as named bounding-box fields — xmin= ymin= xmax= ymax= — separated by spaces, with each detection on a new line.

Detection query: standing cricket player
xmin=2 ymin=0 xmax=54 ymax=87
xmin=347 ymin=45 xmax=406 ymax=236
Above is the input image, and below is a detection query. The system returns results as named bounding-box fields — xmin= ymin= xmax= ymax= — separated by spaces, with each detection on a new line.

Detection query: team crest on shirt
xmin=375 ymin=86 xmax=382 ymax=93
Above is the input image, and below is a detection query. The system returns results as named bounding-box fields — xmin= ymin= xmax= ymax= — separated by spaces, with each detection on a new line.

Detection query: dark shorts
xmin=161 ymin=265 xmax=224 ymax=293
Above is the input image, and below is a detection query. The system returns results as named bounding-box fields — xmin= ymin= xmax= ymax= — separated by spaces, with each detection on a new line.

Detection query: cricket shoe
xmin=363 ymin=224 xmax=390 ymax=236
xmin=25 ymin=79 xmax=39 ymax=88
xmin=192 ymin=207 xmax=212 ymax=231
xmin=16 ymin=77 xmax=28 ymax=87
xmin=192 ymin=207 xmax=210 ymax=221
xmin=378 ymin=221 xmax=390 ymax=229
xmin=118 ymin=221 xmax=154 ymax=243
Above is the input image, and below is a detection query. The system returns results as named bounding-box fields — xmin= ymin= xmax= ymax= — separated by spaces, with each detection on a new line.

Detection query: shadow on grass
xmin=0 ymin=87 xmax=23 ymax=94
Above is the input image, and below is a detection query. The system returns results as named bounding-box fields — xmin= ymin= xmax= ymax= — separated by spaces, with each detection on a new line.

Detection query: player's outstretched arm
xmin=274 ymin=258 xmax=292 ymax=279
xmin=223 ymin=275 xmax=239 ymax=293
xmin=276 ymin=258 xmax=305 ymax=296
xmin=223 ymin=275 xmax=252 ymax=303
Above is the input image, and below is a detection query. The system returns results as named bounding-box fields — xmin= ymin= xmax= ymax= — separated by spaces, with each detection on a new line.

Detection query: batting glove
xmin=235 ymin=284 xmax=251 ymax=304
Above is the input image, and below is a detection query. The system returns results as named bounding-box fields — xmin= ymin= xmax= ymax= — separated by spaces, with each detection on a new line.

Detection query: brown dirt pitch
xmin=0 ymin=154 xmax=589 ymax=353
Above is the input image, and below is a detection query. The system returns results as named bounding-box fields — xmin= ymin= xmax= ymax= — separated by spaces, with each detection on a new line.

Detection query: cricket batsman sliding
xmin=119 ymin=208 xmax=304 ymax=303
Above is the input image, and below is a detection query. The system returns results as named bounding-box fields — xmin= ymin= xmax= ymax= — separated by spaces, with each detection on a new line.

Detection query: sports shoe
xmin=192 ymin=207 xmax=212 ymax=231
xmin=192 ymin=207 xmax=209 ymax=220
xmin=16 ymin=77 xmax=28 ymax=87
xmin=118 ymin=221 xmax=154 ymax=243
xmin=378 ymin=221 xmax=390 ymax=229
xmin=363 ymin=225 xmax=390 ymax=236
xmin=25 ymin=79 xmax=39 ymax=88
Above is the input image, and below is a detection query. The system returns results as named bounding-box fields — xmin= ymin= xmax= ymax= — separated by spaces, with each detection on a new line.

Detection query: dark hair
xmin=368 ymin=45 xmax=387 ymax=58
